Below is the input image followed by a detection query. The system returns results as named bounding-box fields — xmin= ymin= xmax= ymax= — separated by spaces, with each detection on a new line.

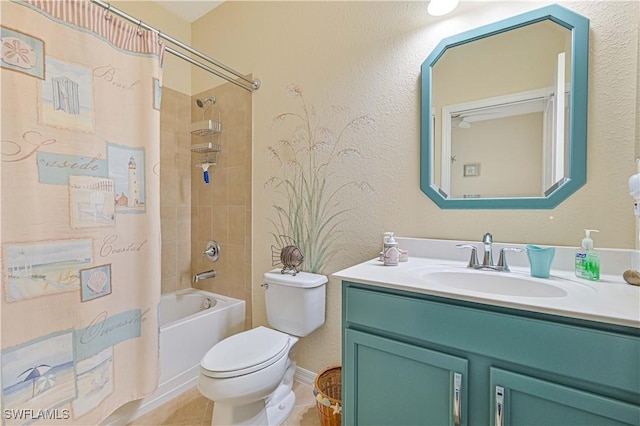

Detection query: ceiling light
xmin=428 ymin=0 xmax=459 ymax=16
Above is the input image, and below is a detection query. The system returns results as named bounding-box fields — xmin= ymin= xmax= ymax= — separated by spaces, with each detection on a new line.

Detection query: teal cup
xmin=526 ymin=245 xmax=555 ymax=278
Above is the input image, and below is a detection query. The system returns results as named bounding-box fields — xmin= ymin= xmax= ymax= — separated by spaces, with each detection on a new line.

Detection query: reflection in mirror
xmin=421 ymin=5 xmax=589 ymax=209
xmin=434 ymin=20 xmax=571 ymax=199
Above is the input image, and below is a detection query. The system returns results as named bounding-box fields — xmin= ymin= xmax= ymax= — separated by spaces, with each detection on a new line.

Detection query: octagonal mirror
xmin=420 ymin=5 xmax=589 ymax=209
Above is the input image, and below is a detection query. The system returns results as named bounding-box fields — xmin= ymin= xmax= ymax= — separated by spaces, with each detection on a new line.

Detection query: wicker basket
xmin=313 ymin=366 xmax=342 ymax=426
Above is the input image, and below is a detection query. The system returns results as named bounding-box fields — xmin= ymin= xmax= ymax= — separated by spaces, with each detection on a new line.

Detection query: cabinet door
xmin=344 ymin=329 xmax=468 ymax=426
xmin=490 ymin=368 xmax=640 ymax=426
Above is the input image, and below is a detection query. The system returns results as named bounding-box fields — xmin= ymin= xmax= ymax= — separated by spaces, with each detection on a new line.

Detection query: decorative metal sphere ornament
xmin=271 ymin=235 xmax=304 ymax=275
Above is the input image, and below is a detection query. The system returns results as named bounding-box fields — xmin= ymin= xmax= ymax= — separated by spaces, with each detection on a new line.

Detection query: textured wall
xmin=190 ymin=1 xmax=638 ymax=373
xmin=112 ymin=0 xmax=191 ymax=94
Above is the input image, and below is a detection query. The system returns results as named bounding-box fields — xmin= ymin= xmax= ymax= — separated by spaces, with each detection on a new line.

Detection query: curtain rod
xmin=90 ymin=0 xmax=260 ymax=92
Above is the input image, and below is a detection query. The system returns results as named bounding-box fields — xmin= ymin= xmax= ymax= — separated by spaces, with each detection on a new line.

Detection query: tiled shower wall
xmin=160 ymin=87 xmax=192 ymax=294
xmin=190 ymin=81 xmax=253 ymax=328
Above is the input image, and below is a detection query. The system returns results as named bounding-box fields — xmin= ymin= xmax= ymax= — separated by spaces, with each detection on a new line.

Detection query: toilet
xmin=198 ymin=269 xmax=327 ymax=426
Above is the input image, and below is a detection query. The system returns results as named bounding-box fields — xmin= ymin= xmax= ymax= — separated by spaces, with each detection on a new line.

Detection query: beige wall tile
xmin=191 ymin=83 xmax=252 ymax=327
xmin=161 ymin=242 xmax=177 ymax=282
xmin=178 ymin=176 xmax=191 ymax=206
xmin=226 ymin=244 xmax=245 ymax=294
xmin=195 ymin=174 xmax=213 ymax=206
xmin=175 ymin=152 xmax=191 ymax=178
xmin=191 ymin=241 xmax=204 ymax=271
xmin=159 ymin=167 xmax=179 ymax=207
xmin=196 ymin=206 xmax=213 ymax=238
xmin=178 ymin=105 xmax=193 ymax=136
xmin=245 ymin=183 xmax=252 ymax=211
xmin=160 ymin=87 xmax=191 ymax=295
xmin=160 ymin=130 xmax=177 ymax=166
xmin=245 ymin=209 xmax=252 ymax=237
xmin=226 ymin=128 xmax=248 ymax=168
xmin=212 ymin=206 xmax=229 ymax=244
xmin=177 ymin=132 xmax=191 ymax=150
xmin=160 ymin=206 xmax=177 ymax=243
xmin=177 ymin=206 xmax=191 ymax=241
xmin=228 ymin=206 xmax=246 ymax=245
xmin=177 ymin=241 xmax=192 ymax=289
xmin=228 ymin=166 xmax=246 ymax=206
xmin=210 ymin=167 xmax=229 ymax=206
xmin=160 ymin=275 xmax=176 ymax=295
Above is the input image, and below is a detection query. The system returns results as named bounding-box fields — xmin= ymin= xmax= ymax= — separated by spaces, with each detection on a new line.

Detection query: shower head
xmin=196 ymin=96 xmax=216 ymax=108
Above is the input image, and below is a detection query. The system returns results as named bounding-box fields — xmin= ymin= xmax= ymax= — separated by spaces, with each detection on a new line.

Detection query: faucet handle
xmin=497 ymin=247 xmax=524 ymax=272
xmin=456 ymin=244 xmax=480 ymax=268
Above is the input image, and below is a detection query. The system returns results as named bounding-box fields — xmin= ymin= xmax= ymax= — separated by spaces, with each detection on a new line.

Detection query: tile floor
xmin=128 ymin=381 xmax=321 ymax=426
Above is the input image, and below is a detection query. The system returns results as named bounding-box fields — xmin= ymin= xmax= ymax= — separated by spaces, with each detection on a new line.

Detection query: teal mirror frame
xmin=420 ymin=5 xmax=589 ymax=209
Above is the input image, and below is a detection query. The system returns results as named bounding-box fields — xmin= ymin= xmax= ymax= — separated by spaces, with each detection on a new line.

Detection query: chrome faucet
xmin=193 ymin=269 xmax=216 ymax=282
xmin=457 ymin=233 xmax=523 ymax=272
xmin=482 ymin=233 xmax=493 ymax=267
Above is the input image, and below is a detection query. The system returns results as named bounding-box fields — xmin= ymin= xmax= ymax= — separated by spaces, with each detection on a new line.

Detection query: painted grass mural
xmin=265 ymin=84 xmax=376 ymax=273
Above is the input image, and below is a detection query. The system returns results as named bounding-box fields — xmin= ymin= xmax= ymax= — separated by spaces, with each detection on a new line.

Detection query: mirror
xmin=420 ymin=5 xmax=589 ymax=209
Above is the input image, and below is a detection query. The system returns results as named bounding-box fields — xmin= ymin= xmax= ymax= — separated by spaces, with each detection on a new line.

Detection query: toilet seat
xmin=201 ymin=326 xmax=290 ymax=379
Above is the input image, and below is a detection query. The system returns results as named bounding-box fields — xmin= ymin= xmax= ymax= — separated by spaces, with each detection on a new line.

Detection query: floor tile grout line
xmin=200 ymin=400 xmax=211 ymax=426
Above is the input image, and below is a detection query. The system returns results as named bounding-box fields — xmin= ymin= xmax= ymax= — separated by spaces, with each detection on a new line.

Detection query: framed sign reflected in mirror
xmin=463 ymin=163 xmax=479 ymax=177
xmin=420 ymin=5 xmax=589 ymax=209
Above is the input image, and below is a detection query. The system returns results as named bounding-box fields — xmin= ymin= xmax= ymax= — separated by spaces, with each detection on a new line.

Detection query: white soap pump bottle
xmin=383 ymin=232 xmax=399 ymax=266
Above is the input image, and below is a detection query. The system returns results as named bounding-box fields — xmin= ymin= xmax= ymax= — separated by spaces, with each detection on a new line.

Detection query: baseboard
xmin=295 ymin=366 xmax=317 ymax=387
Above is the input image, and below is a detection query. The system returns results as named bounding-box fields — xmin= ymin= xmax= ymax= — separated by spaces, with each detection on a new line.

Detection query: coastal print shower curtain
xmin=1 ymin=1 xmax=163 ymax=424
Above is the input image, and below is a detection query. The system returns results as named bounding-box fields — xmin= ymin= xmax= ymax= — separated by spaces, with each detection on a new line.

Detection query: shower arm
xmin=90 ymin=0 xmax=261 ymax=92
xmin=196 ymin=97 xmax=217 ymax=121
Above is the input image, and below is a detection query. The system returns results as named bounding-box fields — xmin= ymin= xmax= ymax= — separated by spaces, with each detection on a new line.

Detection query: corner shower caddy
xmin=191 ymin=98 xmax=222 ymax=183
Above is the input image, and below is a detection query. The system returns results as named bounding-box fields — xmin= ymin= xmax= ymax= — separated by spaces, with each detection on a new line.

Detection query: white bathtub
xmin=159 ymin=289 xmax=245 ymax=386
xmin=103 ymin=288 xmax=245 ymax=425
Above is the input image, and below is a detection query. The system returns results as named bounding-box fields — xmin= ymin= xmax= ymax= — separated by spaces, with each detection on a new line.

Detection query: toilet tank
xmin=263 ymin=269 xmax=327 ymax=337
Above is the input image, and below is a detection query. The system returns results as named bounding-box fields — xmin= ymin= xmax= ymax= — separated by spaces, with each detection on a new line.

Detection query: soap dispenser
xmin=575 ymin=229 xmax=600 ymax=281
xmin=380 ymin=232 xmax=394 ymax=261
xmin=383 ymin=232 xmax=399 ymax=266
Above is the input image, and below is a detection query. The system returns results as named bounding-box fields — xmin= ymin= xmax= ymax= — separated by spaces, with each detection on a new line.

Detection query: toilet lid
xmin=201 ymin=326 xmax=290 ymax=379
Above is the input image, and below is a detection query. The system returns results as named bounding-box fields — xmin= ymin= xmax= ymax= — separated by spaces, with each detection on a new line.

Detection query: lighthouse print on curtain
xmin=108 ymin=143 xmax=146 ymax=214
xmin=0 ymin=1 xmax=163 ymax=424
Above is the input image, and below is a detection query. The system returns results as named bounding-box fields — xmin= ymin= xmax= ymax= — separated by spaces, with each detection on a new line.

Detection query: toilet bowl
xmin=198 ymin=270 xmax=327 ymax=426
xmin=199 ymin=326 xmax=298 ymax=425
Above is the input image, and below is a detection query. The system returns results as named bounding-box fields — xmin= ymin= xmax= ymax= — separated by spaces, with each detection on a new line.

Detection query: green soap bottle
xmin=575 ymin=229 xmax=600 ymax=281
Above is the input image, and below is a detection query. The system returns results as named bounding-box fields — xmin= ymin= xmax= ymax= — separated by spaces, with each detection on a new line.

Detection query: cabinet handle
xmin=453 ymin=372 xmax=462 ymax=426
xmin=495 ymin=386 xmax=504 ymax=426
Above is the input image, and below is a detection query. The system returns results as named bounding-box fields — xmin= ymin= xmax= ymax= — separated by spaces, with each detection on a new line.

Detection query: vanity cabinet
xmin=490 ymin=368 xmax=639 ymax=425
xmin=344 ymin=329 xmax=467 ymax=426
xmin=342 ymin=281 xmax=640 ymax=426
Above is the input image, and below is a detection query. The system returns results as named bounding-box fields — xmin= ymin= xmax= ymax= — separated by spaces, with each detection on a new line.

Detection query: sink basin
xmin=421 ymin=270 xmax=568 ymax=298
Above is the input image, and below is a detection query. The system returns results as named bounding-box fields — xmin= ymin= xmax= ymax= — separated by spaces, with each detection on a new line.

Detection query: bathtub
xmin=158 ymin=288 xmax=245 ymax=386
xmin=103 ymin=288 xmax=245 ymax=425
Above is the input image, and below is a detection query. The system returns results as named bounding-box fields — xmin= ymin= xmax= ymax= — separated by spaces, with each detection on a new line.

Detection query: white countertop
xmin=333 ymin=238 xmax=640 ymax=329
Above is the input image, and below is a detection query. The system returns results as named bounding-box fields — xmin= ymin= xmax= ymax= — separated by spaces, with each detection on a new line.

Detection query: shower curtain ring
xmin=104 ymin=4 xmax=112 ymax=20
xmin=136 ymin=21 xmax=144 ymax=36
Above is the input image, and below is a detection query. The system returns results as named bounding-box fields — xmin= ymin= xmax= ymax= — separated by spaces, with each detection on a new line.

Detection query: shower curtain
xmin=1 ymin=1 xmax=163 ymax=424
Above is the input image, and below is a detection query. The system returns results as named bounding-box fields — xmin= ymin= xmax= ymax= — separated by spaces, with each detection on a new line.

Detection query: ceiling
xmin=155 ymin=1 xmax=223 ymax=23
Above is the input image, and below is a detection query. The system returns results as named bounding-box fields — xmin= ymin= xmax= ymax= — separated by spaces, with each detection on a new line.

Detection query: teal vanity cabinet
xmin=344 ymin=329 xmax=467 ymax=426
xmin=342 ymin=282 xmax=640 ymax=425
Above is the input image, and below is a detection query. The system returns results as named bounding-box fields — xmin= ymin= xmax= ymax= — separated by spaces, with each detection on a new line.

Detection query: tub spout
xmin=193 ymin=270 xmax=216 ymax=282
